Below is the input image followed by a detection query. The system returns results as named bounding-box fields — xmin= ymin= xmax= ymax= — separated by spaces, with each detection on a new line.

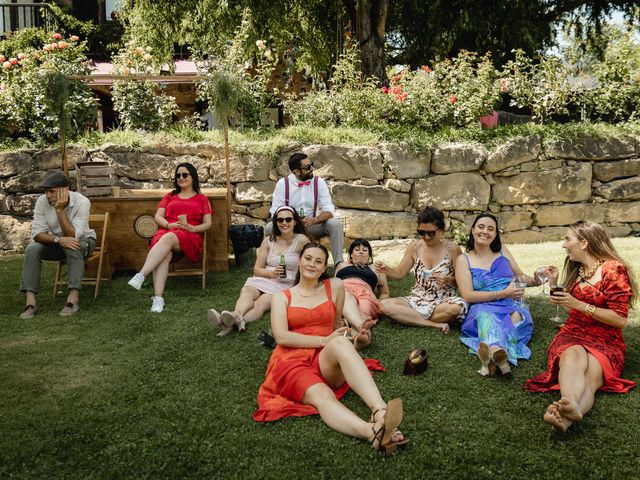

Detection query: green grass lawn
xmin=1 ymin=238 xmax=639 ymax=479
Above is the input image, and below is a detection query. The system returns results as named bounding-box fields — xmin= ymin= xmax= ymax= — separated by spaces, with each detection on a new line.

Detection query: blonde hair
xmin=562 ymin=221 xmax=637 ymax=305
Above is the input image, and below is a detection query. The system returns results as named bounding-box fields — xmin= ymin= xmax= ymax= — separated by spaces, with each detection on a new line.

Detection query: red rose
xmin=450 ymin=95 xmax=457 ymax=104
xmin=52 ymin=33 xmax=62 ymax=40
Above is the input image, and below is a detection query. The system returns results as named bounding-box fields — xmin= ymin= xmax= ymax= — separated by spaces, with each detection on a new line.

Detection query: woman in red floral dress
xmin=524 ymin=221 xmax=637 ymax=432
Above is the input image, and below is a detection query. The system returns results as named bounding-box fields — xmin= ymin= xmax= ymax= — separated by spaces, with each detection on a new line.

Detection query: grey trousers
xmin=20 ymin=238 xmax=96 ymax=293
xmin=265 ymin=218 xmax=344 ymax=265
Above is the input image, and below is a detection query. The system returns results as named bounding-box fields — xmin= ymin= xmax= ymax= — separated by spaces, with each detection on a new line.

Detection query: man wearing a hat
xmin=19 ymin=171 xmax=96 ymax=318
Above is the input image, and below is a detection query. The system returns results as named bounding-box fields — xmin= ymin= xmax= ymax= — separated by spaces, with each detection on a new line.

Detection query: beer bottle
xmin=279 ymin=254 xmax=287 ymax=279
xmin=299 ymin=207 xmax=305 ymax=219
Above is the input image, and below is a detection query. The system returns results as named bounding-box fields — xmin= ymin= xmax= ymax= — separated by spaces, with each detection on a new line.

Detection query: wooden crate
xmin=77 ymin=161 xmax=116 ymax=197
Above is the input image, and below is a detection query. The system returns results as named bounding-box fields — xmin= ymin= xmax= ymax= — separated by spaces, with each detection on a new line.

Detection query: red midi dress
xmin=149 ymin=192 xmax=212 ymax=262
xmin=524 ymin=261 xmax=635 ymax=394
xmin=253 ymin=279 xmax=383 ymax=422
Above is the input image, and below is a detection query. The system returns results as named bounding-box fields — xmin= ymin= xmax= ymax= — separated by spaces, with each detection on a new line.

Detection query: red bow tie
xmin=298 ymin=180 xmax=311 ymax=187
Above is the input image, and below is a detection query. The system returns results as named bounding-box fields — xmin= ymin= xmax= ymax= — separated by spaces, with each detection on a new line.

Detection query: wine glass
xmin=514 ymin=275 xmax=527 ymax=306
xmin=549 ymin=284 xmax=566 ymax=326
xmin=534 ymin=267 xmax=549 ymax=294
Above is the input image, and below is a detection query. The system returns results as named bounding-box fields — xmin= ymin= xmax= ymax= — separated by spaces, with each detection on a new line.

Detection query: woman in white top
xmin=209 ymin=206 xmax=309 ymax=336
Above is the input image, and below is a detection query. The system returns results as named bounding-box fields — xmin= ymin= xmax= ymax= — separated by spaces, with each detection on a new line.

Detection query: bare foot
xmin=543 ymin=404 xmax=572 ymax=433
xmin=557 ymin=397 xmax=583 ymax=422
xmin=434 ymin=322 xmax=450 ymax=334
xmin=352 ymin=328 xmax=372 ymax=350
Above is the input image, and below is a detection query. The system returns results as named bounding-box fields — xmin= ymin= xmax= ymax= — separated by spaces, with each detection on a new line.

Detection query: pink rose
xmin=17 ymin=53 xmax=27 ymax=60
xmin=52 ymin=33 xmax=62 ymax=40
xmin=9 ymin=58 xmax=18 ymax=65
xmin=70 ymin=35 xmax=80 ymax=42
xmin=57 ymin=41 xmax=68 ymax=50
xmin=0 ymin=55 xmax=5 ymax=63
xmin=2 ymin=61 xmax=11 ymax=70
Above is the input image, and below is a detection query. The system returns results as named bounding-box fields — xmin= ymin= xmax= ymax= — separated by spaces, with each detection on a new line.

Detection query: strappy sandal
xmin=369 ymin=399 xmax=409 ymax=456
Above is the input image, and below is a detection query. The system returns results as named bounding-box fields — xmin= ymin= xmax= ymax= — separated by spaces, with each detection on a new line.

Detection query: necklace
xmin=579 ymin=259 xmax=605 ymax=280
xmin=295 ymin=286 xmax=318 ymax=297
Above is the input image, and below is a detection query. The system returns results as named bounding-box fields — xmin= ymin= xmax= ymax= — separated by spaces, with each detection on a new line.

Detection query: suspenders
xmin=284 ymin=176 xmax=319 ymax=217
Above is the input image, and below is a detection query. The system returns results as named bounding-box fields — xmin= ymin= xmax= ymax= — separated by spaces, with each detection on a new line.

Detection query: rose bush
xmin=285 ymin=47 xmax=500 ymax=130
xmin=110 ymin=42 xmax=178 ymax=130
xmin=0 ymin=32 xmax=96 ymax=142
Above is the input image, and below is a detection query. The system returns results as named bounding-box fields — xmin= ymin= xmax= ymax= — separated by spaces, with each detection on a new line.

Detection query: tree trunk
xmin=344 ymin=0 xmax=389 ymax=85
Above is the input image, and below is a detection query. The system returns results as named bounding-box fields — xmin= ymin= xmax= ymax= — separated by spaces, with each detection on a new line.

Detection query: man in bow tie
xmin=267 ymin=152 xmax=344 ymax=265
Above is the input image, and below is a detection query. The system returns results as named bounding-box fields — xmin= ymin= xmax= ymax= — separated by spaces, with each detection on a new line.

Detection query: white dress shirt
xmin=269 ymin=174 xmax=335 ymax=217
xmin=31 ymin=191 xmax=96 ymax=240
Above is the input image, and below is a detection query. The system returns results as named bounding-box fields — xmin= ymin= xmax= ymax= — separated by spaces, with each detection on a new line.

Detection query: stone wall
xmin=1 ymin=135 xmax=640 ymax=252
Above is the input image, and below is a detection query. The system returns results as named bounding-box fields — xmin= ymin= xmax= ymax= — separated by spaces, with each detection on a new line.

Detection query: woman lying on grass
xmin=524 ymin=221 xmax=637 ymax=432
xmin=252 ymin=242 xmax=408 ymax=455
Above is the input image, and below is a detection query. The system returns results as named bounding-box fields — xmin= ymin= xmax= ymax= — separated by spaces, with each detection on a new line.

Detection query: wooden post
xmin=223 ymin=112 xmax=231 ymax=229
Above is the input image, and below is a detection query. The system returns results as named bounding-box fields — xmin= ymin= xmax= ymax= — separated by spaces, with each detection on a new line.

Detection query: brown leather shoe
xmin=19 ymin=305 xmax=38 ymax=319
xmin=59 ymin=302 xmax=79 ymax=316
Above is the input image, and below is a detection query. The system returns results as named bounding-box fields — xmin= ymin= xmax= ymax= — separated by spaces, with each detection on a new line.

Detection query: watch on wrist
xmin=53 ymin=236 xmax=60 ymax=243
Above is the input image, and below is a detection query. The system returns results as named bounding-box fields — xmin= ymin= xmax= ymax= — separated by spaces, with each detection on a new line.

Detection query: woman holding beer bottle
xmin=209 ymin=207 xmax=310 ymax=336
xmin=524 ymin=221 xmax=637 ymax=432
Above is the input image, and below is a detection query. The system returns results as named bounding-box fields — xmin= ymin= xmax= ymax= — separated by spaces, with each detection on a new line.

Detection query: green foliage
xmin=110 ymin=42 xmax=178 ymax=131
xmin=195 ymin=10 xmax=277 ymax=128
xmin=501 ymin=50 xmax=575 ymax=123
xmin=285 ymin=49 xmax=500 ymax=130
xmin=0 ymin=31 xmax=96 ymax=142
xmin=565 ymin=27 xmax=640 ymax=123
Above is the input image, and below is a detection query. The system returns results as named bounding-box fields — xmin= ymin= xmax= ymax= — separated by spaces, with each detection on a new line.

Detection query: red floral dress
xmin=524 ymin=261 xmax=635 ymax=394
xmin=149 ymin=192 xmax=212 ymax=262
xmin=253 ymin=279 xmax=383 ymax=422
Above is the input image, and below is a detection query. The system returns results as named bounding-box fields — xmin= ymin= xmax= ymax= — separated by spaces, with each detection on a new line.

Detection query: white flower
xmin=255 ymin=40 xmax=266 ymax=50
xmin=264 ymin=49 xmax=273 ymax=61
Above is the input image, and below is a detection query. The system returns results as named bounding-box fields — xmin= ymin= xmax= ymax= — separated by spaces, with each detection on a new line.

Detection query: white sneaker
xmin=128 ymin=272 xmax=145 ymax=290
xmin=150 ymin=296 xmax=165 ymax=313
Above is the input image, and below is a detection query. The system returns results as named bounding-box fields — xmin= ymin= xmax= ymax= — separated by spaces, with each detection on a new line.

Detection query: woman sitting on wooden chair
xmin=128 ymin=162 xmax=212 ymax=313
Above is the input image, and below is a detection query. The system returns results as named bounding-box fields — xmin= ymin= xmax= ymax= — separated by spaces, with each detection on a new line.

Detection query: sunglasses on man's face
xmin=417 ymin=229 xmax=438 ymax=238
xmin=175 ymin=172 xmax=191 ymax=179
xmin=277 ymin=217 xmax=294 ymax=224
xmin=299 ymin=162 xmax=314 ymax=171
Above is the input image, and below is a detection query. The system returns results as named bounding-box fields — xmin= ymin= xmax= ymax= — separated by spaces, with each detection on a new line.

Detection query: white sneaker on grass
xmin=150 ymin=296 xmax=165 ymax=313
xmin=128 ymin=272 xmax=145 ymax=290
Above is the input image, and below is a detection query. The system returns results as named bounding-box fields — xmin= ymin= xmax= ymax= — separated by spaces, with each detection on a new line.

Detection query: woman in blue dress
xmin=455 ymin=213 xmax=540 ymax=376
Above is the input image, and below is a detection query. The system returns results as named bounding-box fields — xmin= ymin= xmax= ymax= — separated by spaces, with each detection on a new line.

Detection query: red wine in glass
xmin=550 ymin=286 xmax=566 ymax=296
xmin=549 ymin=285 xmax=566 ymax=325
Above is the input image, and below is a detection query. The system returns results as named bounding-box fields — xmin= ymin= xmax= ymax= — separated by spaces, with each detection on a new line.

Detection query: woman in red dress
xmin=253 ymin=242 xmax=408 ymax=455
xmin=524 ymin=221 xmax=637 ymax=432
xmin=128 ymin=162 xmax=212 ymax=313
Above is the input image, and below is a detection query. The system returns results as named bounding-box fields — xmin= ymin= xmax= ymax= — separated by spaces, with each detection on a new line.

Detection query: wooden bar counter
xmin=90 ymin=188 xmax=228 ymax=273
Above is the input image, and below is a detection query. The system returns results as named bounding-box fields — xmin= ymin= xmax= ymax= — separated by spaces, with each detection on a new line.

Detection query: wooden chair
xmin=167 ymin=231 xmax=208 ymax=289
xmin=53 ymin=212 xmax=112 ymax=299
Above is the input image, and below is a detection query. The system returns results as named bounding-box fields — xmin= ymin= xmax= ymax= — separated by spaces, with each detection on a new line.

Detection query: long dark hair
xmin=562 ymin=221 xmax=637 ymax=305
xmin=417 ymin=206 xmax=445 ymax=230
xmin=294 ymin=242 xmax=330 ymax=285
xmin=270 ymin=206 xmax=309 ymax=241
xmin=348 ymin=238 xmax=374 ymax=264
xmin=172 ymin=162 xmax=200 ymax=195
xmin=465 ymin=212 xmax=502 ymax=253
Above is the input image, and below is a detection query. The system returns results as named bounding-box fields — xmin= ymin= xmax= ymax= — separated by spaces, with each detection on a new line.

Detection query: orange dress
xmin=253 ymin=279 xmax=383 ymax=422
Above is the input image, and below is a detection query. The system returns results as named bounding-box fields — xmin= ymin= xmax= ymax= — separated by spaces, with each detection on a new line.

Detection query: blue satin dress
xmin=459 ymin=254 xmax=533 ymax=366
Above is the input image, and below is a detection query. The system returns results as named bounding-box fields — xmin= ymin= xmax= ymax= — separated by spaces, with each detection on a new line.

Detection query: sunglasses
xmin=299 ymin=162 xmax=314 ymax=171
xmin=277 ymin=217 xmax=294 ymax=224
xmin=417 ymin=229 xmax=438 ymax=238
xmin=175 ymin=172 xmax=191 ymax=179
